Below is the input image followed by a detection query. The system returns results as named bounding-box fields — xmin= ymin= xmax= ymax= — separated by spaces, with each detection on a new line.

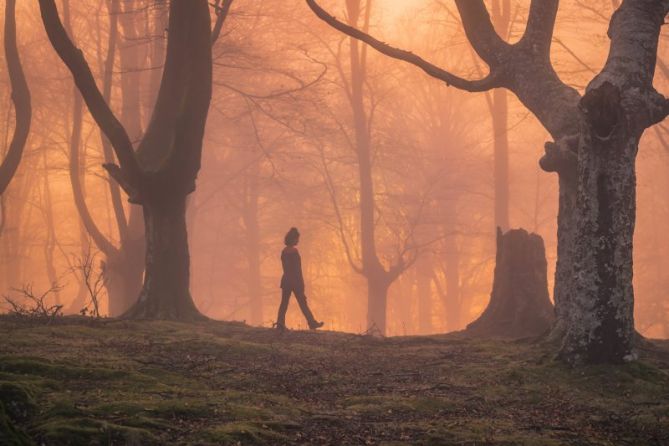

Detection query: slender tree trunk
xmin=490 ymin=0 xmax=511 ymax=231
xmin=123 ymin=195 xmax=203 ymax=320
xmin=103 ymin=0 xmax=146 ymax=316
xmin=443 ymin=235 xmax=462 ymax=331
xmin=415 ymin=255 xmax=432 ymax=334
xmin=42 ymin=150 xmax=60 ymax=303
xmin=243 ymin=161 xmax=263 ymax=325
xmin=492 ymin=88 xmax=510 ymax=231
xmin=106 ymin=237 xmax=144 ymax=316
xmin=395 ymin=273 xmax=413 ymax=335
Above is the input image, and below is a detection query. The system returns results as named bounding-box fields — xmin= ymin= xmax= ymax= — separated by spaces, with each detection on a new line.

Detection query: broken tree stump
xmin=466 ymin=228 xmax=554 ymax=338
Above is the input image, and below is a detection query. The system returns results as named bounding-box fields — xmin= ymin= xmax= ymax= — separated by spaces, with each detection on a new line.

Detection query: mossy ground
xmin=0 ymin=316 xmax=668 ymax=445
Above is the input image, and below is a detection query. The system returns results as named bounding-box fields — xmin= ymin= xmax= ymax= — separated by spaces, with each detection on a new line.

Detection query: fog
xmin=1 ymin=0 xmax=667 ymax=338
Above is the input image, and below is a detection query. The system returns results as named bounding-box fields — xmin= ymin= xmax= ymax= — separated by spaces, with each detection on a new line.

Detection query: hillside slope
xmin=1 ymin=317 xmax=668 ymax=445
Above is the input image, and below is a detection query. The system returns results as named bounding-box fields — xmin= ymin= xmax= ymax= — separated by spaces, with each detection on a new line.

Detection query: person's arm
xmin=296 ymin=251 xmax=305 ymax=289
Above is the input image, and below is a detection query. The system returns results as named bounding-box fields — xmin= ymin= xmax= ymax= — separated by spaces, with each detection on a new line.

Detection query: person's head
xmin=284 ymin=227 xmax=300 ymax=246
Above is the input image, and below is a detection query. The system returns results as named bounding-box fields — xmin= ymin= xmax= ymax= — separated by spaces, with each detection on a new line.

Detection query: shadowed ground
xmin=0 ymin=317 xmax=668 ymax=445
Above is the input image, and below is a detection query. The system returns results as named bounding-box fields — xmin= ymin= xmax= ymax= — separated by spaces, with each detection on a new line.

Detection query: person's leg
xmin=276 ymin=288 xmax=291 ymax=328
xmin=295 ymin=290 xmax=322 ymax=329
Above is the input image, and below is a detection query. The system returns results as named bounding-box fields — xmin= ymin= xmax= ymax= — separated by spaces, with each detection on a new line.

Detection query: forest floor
xmin=0 ymin=317 xmax=668 ymax=445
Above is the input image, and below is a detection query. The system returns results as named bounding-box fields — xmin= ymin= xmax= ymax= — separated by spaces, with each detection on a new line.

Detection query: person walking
xmin=276 ymin=227 xmax=324 ymax=331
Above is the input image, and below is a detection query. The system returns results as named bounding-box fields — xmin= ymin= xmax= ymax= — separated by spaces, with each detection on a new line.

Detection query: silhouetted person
xmin=276 ymin=227 xmax=324 ymax=331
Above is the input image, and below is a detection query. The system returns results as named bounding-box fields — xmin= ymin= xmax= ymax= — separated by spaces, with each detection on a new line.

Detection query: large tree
xmin=39 ymin=0 xmax=216 ymax=320
xmin=307 ymin=0 xmax=669 ymax=363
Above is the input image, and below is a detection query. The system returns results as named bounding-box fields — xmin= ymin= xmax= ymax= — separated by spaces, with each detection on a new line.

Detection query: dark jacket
xmin=280 ymin=246 xmax=304 ymax=291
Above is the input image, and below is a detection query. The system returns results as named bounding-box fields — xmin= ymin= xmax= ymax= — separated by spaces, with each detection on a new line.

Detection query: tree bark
xmin=367 ymin=274 xmax=389 ymax=335
xmin=558 ymin=0 xmax=669 ymax=364
xmin=123 ymin=195 xmax=203 ymax=320
xmin=467 ymin=228 xmax=554 ymax=338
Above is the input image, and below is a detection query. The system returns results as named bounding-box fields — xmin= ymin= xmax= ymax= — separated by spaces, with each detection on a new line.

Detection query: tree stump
xmin=466 ymin=228 xmax=554 ymax=338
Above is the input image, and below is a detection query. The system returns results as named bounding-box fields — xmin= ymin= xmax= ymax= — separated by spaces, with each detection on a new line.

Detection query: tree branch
xmin=0 ymin=0 xmax=32 ymax=195
xmin=69 ymin=93 xmax=118 ymax=258
xmin=520 ymin=0 xmax=559 ymax=58
xmin=101 ymin=0 xmax=129 ymax=242
xmin=454 ymin=0 xmax=510 ymax=66
xmin=38 ymin=0 xmax=141 ymax=191
xmin=138 ymin=0 xmax=212 ymax=195
xmin=211 ymin=0 xmax=234 ymax=44
xmin=305 ymin=0 xmax=500 ymax=92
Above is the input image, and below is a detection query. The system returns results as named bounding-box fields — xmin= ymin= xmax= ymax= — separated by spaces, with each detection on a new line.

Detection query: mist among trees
xmin=2 ymin=1 xmax=669 ymax=444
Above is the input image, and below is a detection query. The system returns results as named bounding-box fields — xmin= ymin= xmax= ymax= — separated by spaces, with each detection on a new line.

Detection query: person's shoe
xmin=274 ymin=323 xmax=286 ymax=332
xmin=309 ymin=321 xmax=324 ymax=330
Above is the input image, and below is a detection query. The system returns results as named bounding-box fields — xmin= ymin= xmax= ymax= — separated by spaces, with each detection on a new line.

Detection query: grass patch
xmin=0 ymin=316 xmax=668 ymax=445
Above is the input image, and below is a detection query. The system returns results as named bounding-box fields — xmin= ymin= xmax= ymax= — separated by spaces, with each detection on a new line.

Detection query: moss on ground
xmin=0 ymin=316 xmax=668 ymax=445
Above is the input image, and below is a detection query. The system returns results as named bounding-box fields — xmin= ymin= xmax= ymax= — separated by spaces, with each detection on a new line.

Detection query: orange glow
xmin=0 ymin=0 xmax=667 ymax=338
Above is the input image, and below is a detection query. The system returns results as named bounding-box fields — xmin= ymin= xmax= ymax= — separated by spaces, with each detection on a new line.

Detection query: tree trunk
xmin=105 ymin=236 xmax=144 ymax=316
xmin=558 ymin=0 xmax=669 ymax=363
xmin=560 ymin=82 xmax=637 ymax=363
xmin=123 ymin=195 xmax=204 ymax=320
xmin=443 ymin=233 xmax=462 ymax=332
xmin=243 ymin=158 xmax=263 ymax=325
xmin=467 ymin=228 xmax=554 ymax=338
xmin=41 ymin=150 xmax=60 ymax=304
xmin=548 ymin=173 xmax=577 ymax=340
xmin=366 ymin=274 xmax=389 ymax=335
xmin=39 ymin=0 xmax=213 ymax=321
xmin=492 ymin=88 xmax=510 ymax=231
xmin=491 ymin=0 xmax=511 ymax=231
xmin=415 ymin=255 xmax=432 ymax=334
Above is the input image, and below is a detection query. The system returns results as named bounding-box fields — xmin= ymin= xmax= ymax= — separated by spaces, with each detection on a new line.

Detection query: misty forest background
xmin=1 ymin=0 xmax=669 ymax=338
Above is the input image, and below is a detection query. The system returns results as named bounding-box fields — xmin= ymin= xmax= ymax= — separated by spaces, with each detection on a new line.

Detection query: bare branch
xmin=305 ymin=0 xmax=500 ymax=92
xmin=211 ymin=0 xmax=234 ymax=44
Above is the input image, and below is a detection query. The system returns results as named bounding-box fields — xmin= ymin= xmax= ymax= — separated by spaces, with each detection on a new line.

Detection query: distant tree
xmin=64 ymin=0 xmax=146 ymax=316
xmin=39 ymin=0 xmax=217 ymax=320
xmin=319 ymin=0 xmax=416 ymax=335
xmin=307 ymin=0 xmax=669 ymax=363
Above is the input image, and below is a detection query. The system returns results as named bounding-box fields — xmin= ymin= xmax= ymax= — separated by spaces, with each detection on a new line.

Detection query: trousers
xmin=277 ymin=287 xmax=317 ymax=327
